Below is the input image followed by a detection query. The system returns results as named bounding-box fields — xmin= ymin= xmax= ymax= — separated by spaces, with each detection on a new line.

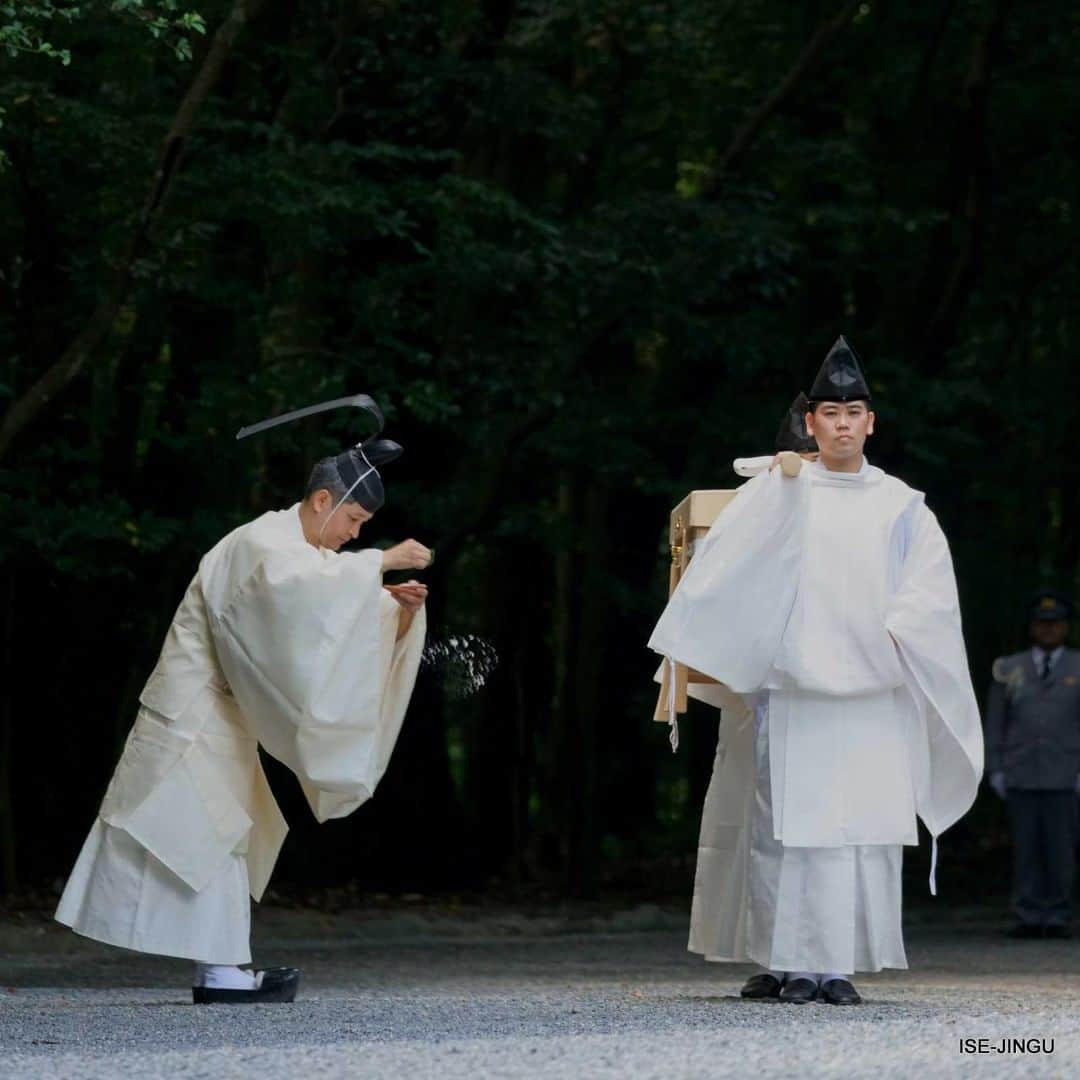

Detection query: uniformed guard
xmin=986 ymin=591 xmax=1080 ymax=938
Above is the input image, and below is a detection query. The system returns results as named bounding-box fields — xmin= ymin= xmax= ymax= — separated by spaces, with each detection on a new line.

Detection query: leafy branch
xmin=0 ymin=2 xmax=206 ymax=66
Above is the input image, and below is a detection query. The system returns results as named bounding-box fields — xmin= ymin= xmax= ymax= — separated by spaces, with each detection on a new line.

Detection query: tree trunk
xmin=0 ymin=569 xmax=17 ymax=893
xmin=551 ymin=472 xmax=609 ymax=897
xmin=702 ymin=0 xmax=862 ymax=195
xmin=921 ymin=0 xmax=1015 ymax=362
xmin=567 ymin=479 xmax=608 ymax=897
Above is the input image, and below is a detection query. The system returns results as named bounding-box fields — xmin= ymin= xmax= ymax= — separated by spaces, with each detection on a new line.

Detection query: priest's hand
xmin=386 ymin=581 xmax=428 ymax=611
xmin=769 ymin=451 xmax=803 ymax=478
xmin=388 ymin=581 xmax=427 ymax=641
xmin=989 ymin=771 xmax=1008 ymax=800
xmin=382 ymin=539 xmax=432 ymax=571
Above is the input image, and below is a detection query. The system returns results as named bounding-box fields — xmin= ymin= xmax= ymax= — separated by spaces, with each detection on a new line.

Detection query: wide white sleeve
xmin=647 ymin=467 xmax=808 ymax=693
xmin=885 ymin=503 xmax=983 ymax=838
xmin=208 ymin=543 xmax=423 ymax=822
xmin=299 ymin=592 xmax=426 ymax=822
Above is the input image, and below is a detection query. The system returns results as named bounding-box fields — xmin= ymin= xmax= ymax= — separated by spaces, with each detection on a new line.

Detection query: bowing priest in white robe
xmin=56 ymin=400 xmax=431 ymax=1003
xmin=649 ymin=339 xmax=983 ymax=1006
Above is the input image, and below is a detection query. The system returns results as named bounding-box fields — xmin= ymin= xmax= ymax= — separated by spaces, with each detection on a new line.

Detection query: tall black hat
xmin=333 ymin=436 xmax=403 ymax=512
xmin=236 ymin=393 xmax=401 ymax=512
xmin=807 ymin=336 xmax=871 ymax=404
xmin=774 ymin=392 xmax=818 ymax=453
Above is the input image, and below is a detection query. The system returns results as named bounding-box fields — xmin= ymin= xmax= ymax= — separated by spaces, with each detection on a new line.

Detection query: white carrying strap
xmin=317 ymin=446 xmax=378 ymax=547
xmin=667 ymin=655 xmax=679 ymax=752
xmin=929 ymin=834 xmax=938 ymax=896
xmin=732 ymin=455 xmax=774 ymax=478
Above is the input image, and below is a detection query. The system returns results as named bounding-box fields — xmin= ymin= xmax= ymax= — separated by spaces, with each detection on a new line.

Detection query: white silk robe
xmin=650 ymin=459 xmax=983 ymax=971
xmin=56 ymin=504 xmax=425 ymax=963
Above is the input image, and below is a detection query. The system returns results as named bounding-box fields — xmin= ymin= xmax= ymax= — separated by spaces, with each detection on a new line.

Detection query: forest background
xmin=1 ymin=0 xmax=1077 ymax=906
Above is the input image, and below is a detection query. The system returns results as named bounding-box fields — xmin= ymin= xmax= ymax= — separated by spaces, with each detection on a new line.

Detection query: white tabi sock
xmin=819 ymin=972 xmax=850 ymax=984
xmin=193 ymin=963 xmax=260 ymax=990
xmin=787 ymin=971 xmax=819 ymax=985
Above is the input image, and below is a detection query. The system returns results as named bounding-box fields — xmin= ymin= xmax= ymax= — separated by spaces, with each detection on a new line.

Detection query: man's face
xmin=311 ymin=490 xmax=373 ymax=551
xmin=1030 ymin=619 xmax=1069 ymax=651
xmin=805 ymin=401 xmax=874 ymax=463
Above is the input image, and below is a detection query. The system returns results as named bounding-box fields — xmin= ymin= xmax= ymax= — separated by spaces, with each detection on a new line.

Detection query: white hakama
xmin=57 ymin=820 xmax=253 ymax=964
xmin=747 ymin=704 xmax=907 ymax=974
xmin=690 ymin=698 xmax=908 ymax=974
xmin=56 ymin=701 xmax=265 ymax=964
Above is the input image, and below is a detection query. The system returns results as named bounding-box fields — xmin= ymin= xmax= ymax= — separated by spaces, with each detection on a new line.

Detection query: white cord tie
xmin=317 ymin=445 xmax=378 ymax=547
xmin=667 ymin=656 xmax=679 ymax=752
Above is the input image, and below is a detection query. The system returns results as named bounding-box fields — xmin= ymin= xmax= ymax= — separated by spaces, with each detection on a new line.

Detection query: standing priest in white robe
xmin=649 ymin=339 xmax=983 ymax=1006
xmin=56 ymin=401 xmax=431 ymax=1003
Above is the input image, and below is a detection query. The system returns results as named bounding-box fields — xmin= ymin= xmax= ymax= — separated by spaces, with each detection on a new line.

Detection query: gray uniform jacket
xmin=985 ymin=649 xmax=1080 ymax=789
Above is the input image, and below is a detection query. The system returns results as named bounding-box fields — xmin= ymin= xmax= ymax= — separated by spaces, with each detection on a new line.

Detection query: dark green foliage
xmin=1 ymin=0 xmax=1077 ymax=900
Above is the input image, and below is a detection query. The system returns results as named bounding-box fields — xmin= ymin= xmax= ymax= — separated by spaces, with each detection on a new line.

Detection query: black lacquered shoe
xmin=819 ymin=978 xmax=861 ymax=1006
xmin=192 ymin=967 xmax=301 ymax=1004
xmin=1044 ymin=925 xmax=1072 ymax=940
xmin=740 ymin=973 xmax=783 ymax=1000
xmin=779 ymin=977 xmax=818 ymax=1004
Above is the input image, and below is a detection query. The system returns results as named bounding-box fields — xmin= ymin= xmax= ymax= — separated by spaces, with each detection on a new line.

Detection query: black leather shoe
xmin=778 ymin=977 xmax=818 ymax=1004
xmin=1005 ymin=924 xmax=1044 ymax=939
xmin=1044 ymin=925 xmax=1072 ymax=940
xmin=819 ymin=978 xmax=861 ymax=1006
xmin=740 ymin=973 xmax=783 ymax=999
xmin=192 ymin=967 xmax=301 ymax=1004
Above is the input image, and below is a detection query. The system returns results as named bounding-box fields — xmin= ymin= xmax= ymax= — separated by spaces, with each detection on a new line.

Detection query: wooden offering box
xmin=655 ymin=489 xmax=738 ymax=721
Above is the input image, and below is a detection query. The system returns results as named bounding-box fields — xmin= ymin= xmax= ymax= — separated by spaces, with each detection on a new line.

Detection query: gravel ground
xmin=1 ymin=903 xmax=1077 ymax=1079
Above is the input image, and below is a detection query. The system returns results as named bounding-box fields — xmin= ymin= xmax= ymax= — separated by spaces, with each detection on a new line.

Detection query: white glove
xmin=989 ymin=771 xmax=1007 ymax=800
